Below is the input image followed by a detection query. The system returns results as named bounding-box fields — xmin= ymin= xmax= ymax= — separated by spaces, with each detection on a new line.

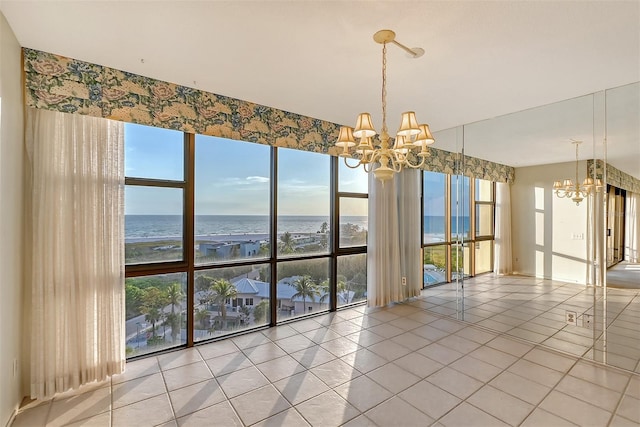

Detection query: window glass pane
xmin=338 ymin=161 xmax=368 ymax=193
xmin=125 ymin=123 xmax=184 ymax=181
xmin=276 ymin=258 xmax=330 ymax=321
xmin=195 ymin=135 xmax=270 ymax=264
xmin=337 ymin=254 xmax=367 ymax=306
xmin=277 ymin=149 xmax=330 ymax=257
xmin=339 ymin=198 xmax=368 ymax=247
xmin=194 ymin=264 xmax=270 ymax=341
xmin=451 ymin=175 xmax=470 ymax=240
xmin=476 ymin=204 xmax=494 ymax=237
xmin=125 ymin=273 xmax=187 ymax=358
xmin=423 ymin=246 xmax=447 ymax=287
xmin=475 ymin=179 xmax=493 ymax=201
xmin=452 ymin=243 xmax=470 ymax=279
xmin=125 ymin=186 xmax=183 ymax=264
xmin=423 ymin=171 xmax=446 ymax=244
xmin=475 ymin=240 xmax=493 ymax=274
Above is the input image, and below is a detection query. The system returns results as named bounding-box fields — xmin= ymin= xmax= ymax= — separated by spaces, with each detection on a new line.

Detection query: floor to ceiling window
xmin=474 ymin=178 xmax=495 ymax=275
xmin=336 ymin=161 xmax=368 ymax=307
xmin=124 ymin=124 xmax=189 ymax=358
xmin=422 ymin=171 xmax=449 ymax=286
xmin=422 ymin=171 xmax=496 ymax=286
xmin=124 ymin=123 xmax=368 ymax=358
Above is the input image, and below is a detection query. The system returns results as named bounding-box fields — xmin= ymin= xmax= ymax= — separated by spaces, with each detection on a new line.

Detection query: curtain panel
xmin=494 ymin=182 xmax=513 ymax=275
xmin=367 ymin=169 xmax=422 ymax=307
xmin=625 ymin=192 xmax=640 ymax=263
xmin=25 ymin=108 xmax=125 ymax=400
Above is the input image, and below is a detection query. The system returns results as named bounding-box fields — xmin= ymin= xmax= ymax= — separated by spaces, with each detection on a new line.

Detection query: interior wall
xmin=511 ymin=161 xmax=589 ymax=284
xmin=0 ymin=11 xmax=25 ymax=426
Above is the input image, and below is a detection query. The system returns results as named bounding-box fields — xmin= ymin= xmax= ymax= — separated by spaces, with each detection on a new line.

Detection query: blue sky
xmin=124 ymin=123 xmax=368 ymax=215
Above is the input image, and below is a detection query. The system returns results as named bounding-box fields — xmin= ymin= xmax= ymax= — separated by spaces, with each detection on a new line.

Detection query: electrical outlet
xmin=565 ymin=311 xmax=577 ymax=326
xmin=583 ymin=314 xmax=593 ymax=329
xmin=401 ymin=276 xmax=407 ymax=286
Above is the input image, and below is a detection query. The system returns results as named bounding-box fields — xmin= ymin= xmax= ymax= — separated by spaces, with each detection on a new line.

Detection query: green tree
xmin=289 ymin=275 xmax=318 ymax=313
xmin=209 ymin=279 xmax=238 ymax=329
xmin=319 ymin=276 xmax=348 ymax=307
xmin=279 ymin=231 xmax=295 ymax=254
xmin=259 ymin=242 xmax=270 ymax=257
xmin=125 ymin=283 xmax=145 ymax=319
xmin=195 ymin=308 xmax=209 ymax=329
xmin=140 ymin=287 xmax=168 ymax=340
xmin=195 ymin=275 xmax=213 ymax=294
xmin=166 ymin=283 xmax=184 ymax=342
xmin=253 ymin=299 xmax=269 ymax=324
xmin=238 ymin=305 xmax=251 ymax=325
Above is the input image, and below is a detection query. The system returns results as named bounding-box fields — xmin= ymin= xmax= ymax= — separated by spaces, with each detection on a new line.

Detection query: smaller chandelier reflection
xmin=553 ymin=140 xmax=602 ymax=206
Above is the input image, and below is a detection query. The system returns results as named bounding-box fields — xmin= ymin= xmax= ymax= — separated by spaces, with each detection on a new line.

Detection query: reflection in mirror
xmin=603 ymin=82 xmax=640 ymax=289
xmin=423 ymin=83 xmax=640 ymax=374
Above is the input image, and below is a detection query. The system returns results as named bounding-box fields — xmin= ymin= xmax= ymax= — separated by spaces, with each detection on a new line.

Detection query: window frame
xmin=125 ymin=131 xmax=369 ymax=359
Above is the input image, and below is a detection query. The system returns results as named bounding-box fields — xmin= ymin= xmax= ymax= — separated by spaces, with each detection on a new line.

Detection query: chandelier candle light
xmin=336 ymin=29 xmax=435 ymax=182
xmin=553 ymin=140 xmax=602 ymax=205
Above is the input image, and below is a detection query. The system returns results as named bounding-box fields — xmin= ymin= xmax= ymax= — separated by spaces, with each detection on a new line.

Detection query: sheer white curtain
xmin=397 ymin=169 xmax=422 ymax=299
xmin=367 ymin=169 xmax=421 ymax=307
xmin=26 ymin=109 xmax=125 ymax=400
xmin=588 ymin=189 xmax=606 ymax=286
xmin=625 ymin=192 xmax=640 ymax=263
xmin=494 ymin=182 xmax=513 ymax=275
xmin=367 ymin=172 xmax=402 ymax=307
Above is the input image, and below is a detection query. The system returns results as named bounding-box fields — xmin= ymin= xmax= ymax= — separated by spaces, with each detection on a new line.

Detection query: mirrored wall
xmin=427 ymin=82 xmax=640 ymax=373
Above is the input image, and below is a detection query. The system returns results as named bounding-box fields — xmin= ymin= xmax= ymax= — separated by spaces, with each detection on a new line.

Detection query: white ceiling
xmin=2 ymin=1 xmax=639 ymax=178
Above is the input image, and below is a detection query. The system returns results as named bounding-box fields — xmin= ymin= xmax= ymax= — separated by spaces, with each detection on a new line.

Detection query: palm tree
xmin=279 ymin=231 xmax=295 ymax=254
xmin=140 ymin=287 xmax=168 ymax=340
xmin=318 ymin=276 xmax=348 ymax=307
xmin=195 ymin=308 xmax=209 ymax=329
xmin=319 ymin=279 xmax=330 ymax=308
xmin=289 ymin=275 xmax=318 ymax=313
xmin=166 ymin=282 xmax=184 ymax=342
xmin=209 ymin=279 xmax=238 ymax=329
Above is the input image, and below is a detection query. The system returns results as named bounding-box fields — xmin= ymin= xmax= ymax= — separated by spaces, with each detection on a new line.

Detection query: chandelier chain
xmin=381 ymin=42 xmax=387 ymax=137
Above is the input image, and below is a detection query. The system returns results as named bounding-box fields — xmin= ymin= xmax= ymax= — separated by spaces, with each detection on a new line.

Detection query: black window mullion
xmin=185 ymin=133 xmax=195 ymax=347
xmin=330 ymin=156 xmax=338 ymax=312
xmin=270 ymin=147 xmax=278 ymax=327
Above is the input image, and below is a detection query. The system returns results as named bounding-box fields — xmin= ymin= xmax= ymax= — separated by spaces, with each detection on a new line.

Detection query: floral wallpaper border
xmin=23 ymin=47 xmax=514 ymax=184
xmin=588 ymin=160 xmax=640 ymax=193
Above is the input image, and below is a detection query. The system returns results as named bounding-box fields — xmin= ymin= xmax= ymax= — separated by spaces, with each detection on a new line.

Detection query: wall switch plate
xmin=566 ymin=311 xmax=577 ymax=325
xmin=401 ymin=277 xmax=407 ymax=286
xmin=13 ymin=359 xmax=18 ymax=378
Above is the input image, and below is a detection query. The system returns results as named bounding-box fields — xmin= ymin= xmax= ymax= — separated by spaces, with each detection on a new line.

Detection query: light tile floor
xmin=12 ymin=278 xmax=640 ymax=427
xmin=422 ymin=275 xmax=640 ymax=374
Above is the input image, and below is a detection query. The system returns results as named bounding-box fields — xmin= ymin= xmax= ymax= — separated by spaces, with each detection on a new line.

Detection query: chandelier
xmin=335 ymin=29 xmax=435 ymax=182
xmin=553 ymin=140 xmax=602 ymax=205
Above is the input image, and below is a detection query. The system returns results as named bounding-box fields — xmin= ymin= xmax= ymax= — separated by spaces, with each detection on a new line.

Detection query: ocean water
xmin=125 ymin=215 xmax=469 ymax=241
xmin=125 ymin=215 xmax=367 ymax=240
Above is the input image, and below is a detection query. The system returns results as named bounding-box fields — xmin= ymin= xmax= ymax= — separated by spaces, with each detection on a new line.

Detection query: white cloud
xmin=246 ymin=176 xmax=270 ymax=183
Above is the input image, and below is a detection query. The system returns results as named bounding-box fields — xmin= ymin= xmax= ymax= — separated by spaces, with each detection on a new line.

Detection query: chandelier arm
xmin=389 ymin=153 xmax=403 ymax=173
xmin=402 ymin=151 xmax=428 ymax=169
xmin=342 ymin=156 xmax=365 ymax=169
